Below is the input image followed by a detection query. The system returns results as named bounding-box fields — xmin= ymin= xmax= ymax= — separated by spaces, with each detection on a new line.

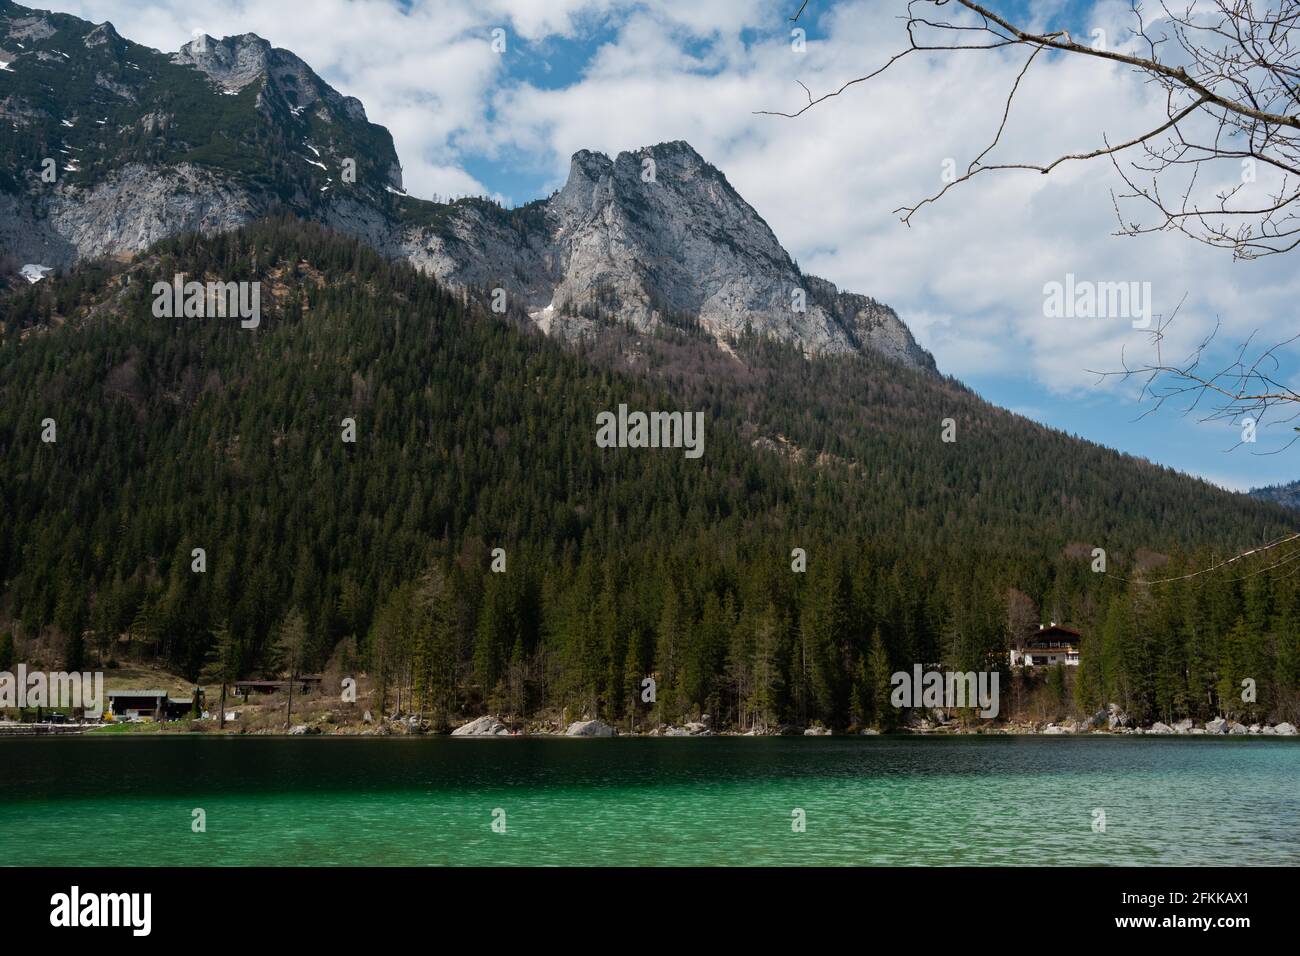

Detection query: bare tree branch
xmin=1088 ymin=303 xmax=1300 ymax=455
xmin=764 ymin=0 xmax=1300 ymax=260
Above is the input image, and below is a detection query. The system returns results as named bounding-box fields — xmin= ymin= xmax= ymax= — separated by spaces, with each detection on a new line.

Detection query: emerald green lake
xmin=2 ymin=736 xmax=1296 ymax=866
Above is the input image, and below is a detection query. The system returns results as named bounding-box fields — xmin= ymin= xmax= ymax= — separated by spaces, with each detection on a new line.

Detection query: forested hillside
xmin=1 ymin=218 xmax=1296 ymax=728
xmin=1251 ymin=481 xmax=1300 ymax=512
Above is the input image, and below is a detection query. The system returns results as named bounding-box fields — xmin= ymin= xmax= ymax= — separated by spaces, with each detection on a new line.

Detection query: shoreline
xmin=4 ymin=718 xmax=1296 ymax=739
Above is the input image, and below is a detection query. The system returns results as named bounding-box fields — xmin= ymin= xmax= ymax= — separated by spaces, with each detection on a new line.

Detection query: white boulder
xmin=565 ymin=719 xmax=615 ymax=737
xmin=451 ymin=715 xmax=511 ymax=737
xmin=1107 ymin=706 xmax=1134 ymax=730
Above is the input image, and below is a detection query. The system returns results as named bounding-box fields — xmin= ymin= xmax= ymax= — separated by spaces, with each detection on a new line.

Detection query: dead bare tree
xmin=762 ymin=1 xmax=1300 ymax=260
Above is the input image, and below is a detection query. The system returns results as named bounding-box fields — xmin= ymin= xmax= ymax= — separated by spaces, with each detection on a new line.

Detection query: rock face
xmin=451 ymin=715 xmax=511 ymax=737
xmin=663 ymin=720 xmax=713 ymax=736
xmin=390 ymin=142 xmax=935 ymax=370
xmin=0 ymin=3 xmax=935 ymax=373
xmin=1149 ymin=721 xmax=1174 ymax=734
xmin=586 ymin=147 xmax=927 ymax=368
xmin=1206 ymin=717 xmax=1229 ymax=734
xmin=4 ymin=162 xmax=263 ymax=267
xmin=565 ymin=719 xmax=615 ymax=737
xmin=1275 ymin=722 xmax=1298 ymax=736
xmin=0 ymin=6 xmax=400 ymax=267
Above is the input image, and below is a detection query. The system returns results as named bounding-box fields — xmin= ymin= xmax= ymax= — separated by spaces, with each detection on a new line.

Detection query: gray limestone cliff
xmin=1 ymin=1 xmax=934 ymax=371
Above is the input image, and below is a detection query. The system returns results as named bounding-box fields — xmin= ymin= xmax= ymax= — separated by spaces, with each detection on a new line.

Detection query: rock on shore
xmin=1106 ymin=704 xmax=1134 ymax=730
xmin=451 ymin=715 xmax=511 ymax=737
xmin=565 ymin=719 xmax=615 ymax=737
xmin=663 ymin=721 xmax=713 ymax=736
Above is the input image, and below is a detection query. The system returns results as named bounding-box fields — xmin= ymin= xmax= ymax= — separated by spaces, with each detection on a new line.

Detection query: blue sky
xmin=44 ymin=0 xmax=1300 ymax=491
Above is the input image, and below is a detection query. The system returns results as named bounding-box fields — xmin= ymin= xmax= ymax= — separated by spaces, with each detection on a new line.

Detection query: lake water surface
xmin=2 ymin=736 xmax=1296 ymax=865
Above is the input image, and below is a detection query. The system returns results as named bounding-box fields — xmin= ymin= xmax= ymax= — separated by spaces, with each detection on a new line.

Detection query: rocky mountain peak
xmin=81 ymin=21 xmax=121 ymax=49
xmin=508 ymin=139 xmax=933 ymax=369
xmin=172 ymin=31 xmax=369 ymax=125
xmin=173 ymin=33 xmax=273 ymax=91
xmin=1 ymin=2 xmax=933 ymax=372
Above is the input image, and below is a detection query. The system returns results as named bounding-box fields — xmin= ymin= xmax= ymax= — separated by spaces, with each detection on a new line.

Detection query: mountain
xmin=0 ymin=1 xmax=932 ymax=369
xmin=0 ymin=4 xmax=402 ymax=262
xmin=362 ymin=142 xmax=935 ymax=368
xmin=4 ymin=2 xmax=1299 ymax=729
xmin=1251 ymin=480 xmax=1300 ymax=511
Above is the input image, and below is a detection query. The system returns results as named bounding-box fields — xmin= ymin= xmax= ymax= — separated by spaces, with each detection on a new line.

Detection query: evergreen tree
xmin=200 ymin=620 xmax=239 ymax=729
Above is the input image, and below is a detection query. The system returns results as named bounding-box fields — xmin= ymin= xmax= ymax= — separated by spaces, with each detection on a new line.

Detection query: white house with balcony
xmin=1010 ymin=623 xmax=1081 ymax=667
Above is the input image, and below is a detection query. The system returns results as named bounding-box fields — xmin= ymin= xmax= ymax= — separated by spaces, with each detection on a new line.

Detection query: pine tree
xmin=200 ymin=620 xmax=239 ymax=729
xmin=868 ymin=629 xmax=894 ymax=731
xmin=268 ymin=608 xmax=309 ymax=728
xmin=751 ymin=603 xmax=783 ymax=733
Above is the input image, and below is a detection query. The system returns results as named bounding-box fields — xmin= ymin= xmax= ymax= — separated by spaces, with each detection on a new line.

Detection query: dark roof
xmin=1024 ymin=624 xmax=1081 ymax=639
xmin=1044 ymin=624 xmax=1081 ymax=637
